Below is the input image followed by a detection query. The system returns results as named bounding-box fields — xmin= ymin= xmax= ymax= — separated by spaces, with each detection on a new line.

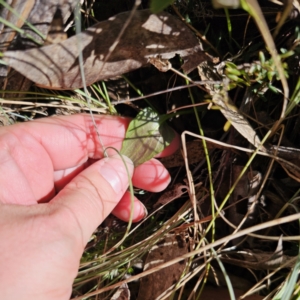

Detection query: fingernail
xmin=133 ymin=202 xmax=148 ymax=221
xmin=99 ymin=155 xmax=134 ymax=195
xmin=113 ymin=197 xmax=148 ymax=222
xmin=130 ymin=202 xmax=148 ymax=222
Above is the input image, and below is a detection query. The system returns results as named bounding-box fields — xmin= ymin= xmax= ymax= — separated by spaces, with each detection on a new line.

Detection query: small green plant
xmin=120 ymin=107 xmax=175 ymax=166
xmin=224 ymin=49 xmax=293 ymax=91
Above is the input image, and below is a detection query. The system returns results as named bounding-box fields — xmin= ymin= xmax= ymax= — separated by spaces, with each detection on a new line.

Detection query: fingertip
xmin=112 ymin=191 xmax=147 ymax=222
xmin=157 ymin=131 xmax=180 ymax=158
xmin=98 ymin=154 xmax=134 ymax=197
xmin=132 ymin=158 xmax=170 ymax=192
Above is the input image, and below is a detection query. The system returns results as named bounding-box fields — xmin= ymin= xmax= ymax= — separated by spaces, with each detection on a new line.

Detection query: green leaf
xmin=120 ymin=107 xmax=175 ymax=166
xmin=150 ymin=0 xmax=175 ymax=13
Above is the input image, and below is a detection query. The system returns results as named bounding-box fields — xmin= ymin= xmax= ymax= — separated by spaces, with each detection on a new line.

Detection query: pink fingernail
xmin=99 ymin=155 xmax=133 ymax=195
xmin=113 ymin=198 xmax=148 ymax=222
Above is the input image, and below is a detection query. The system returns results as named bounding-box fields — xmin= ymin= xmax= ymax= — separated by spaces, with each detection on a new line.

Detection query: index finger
xmin=5 ymin=114 xmax=130 ymax=170
xmin=4 ymin=114 xmax=179 ymax=170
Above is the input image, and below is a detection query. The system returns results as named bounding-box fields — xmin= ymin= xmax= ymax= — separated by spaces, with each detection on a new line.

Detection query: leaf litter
xmin=4 ymin=9 xmax=209 ymax=89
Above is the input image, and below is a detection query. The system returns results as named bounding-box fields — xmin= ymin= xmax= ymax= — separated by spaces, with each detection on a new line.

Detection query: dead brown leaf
xmin=44 ymin=7 xmax=68 ymax=45
xmin=160 ymin=140 xmax=217 ymax=168
xmin=4 ymin=9 xmax=208 ymax=90
xmin=0 ymin=0 xmax=77 ymax=95
xmin=0 ymin=0 xmax=35 ymax=53
xmin=153 ymin=183 xmax=188 ymax=209
xmin=137 ymin=233 xmax=189 ymax=300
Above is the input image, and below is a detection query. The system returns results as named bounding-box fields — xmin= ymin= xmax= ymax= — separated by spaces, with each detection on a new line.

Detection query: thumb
xmin=52 ymin=154 xmax=134 ymax=245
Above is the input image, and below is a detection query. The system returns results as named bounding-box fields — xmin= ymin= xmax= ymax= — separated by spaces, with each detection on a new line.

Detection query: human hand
xmin=0 ymin=114 xmax=179 ymax=300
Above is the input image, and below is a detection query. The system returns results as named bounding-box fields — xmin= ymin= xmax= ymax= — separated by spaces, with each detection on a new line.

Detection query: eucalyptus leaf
xmin=120 ymin=107 xmax=175 ymax=166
